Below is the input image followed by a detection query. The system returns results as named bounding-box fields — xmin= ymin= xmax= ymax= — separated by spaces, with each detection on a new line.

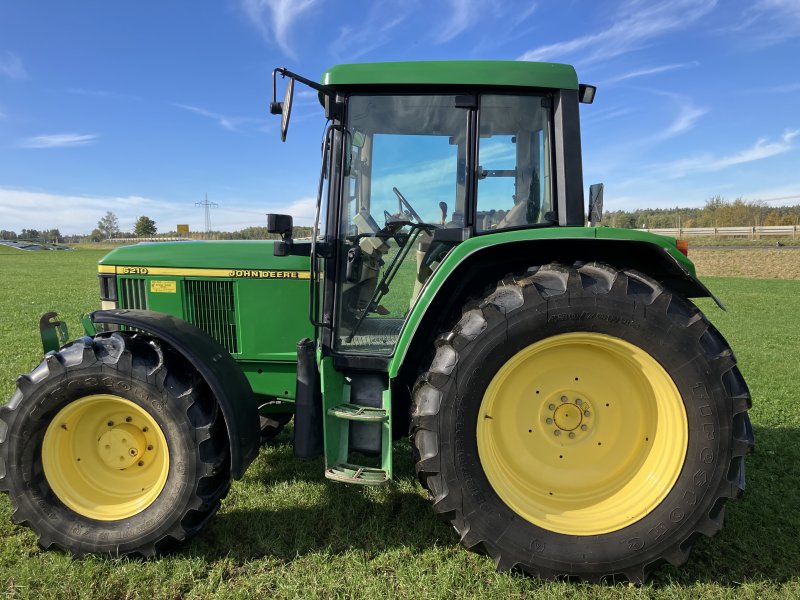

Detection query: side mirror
xmin=578 ymin=83 xmax=597 ymax=104
xmin=588 ymin=183 xmax=604 ymax=226
xmin=280 ymin=78 xmax=294 ymax=142
xmin=269 ymin=71 xmax=295 ymax=142
xmin=267 ymin=213 xmax=293 ymax=256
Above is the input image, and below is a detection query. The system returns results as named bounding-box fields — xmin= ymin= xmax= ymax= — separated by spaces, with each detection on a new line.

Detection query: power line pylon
xmin=195 ymin=193 xmax=218 ymax=238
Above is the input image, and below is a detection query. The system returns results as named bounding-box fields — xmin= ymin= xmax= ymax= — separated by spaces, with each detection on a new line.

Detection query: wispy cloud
xmin=604 ymin=61 xmax=700 ymax=84
xmin=737 ymin=82 xmax=800 ymax=95
xmin=64 ymin=88 xmax=141 ymax=101
xmin=0 ymin=187 xmax=317 ymax=234
xmin=173 ymin=104 xmax=239 ymax=131
xmin=0 ymin=51 xmax=27 ymax=80
xmin=20 ymin=133 xmax=99 ymax=149
xmin=239 ymin=0 xmax=318 ymax=57
xmin=172 ymin=103 xmax=267 ymax=132
xmin=659 ymin=129 xmax=799 ymax=178
xmin=717 ymin=0 xmax=800 ymax=44
xmin=518 ymin=0 xmax=717 ymax=64
xmin=436 ymin=0 xmax=480 ymax=43
xmin=582 ymin=106 xmax=635 ymax=123
xmin=332 ymin=0 xmax=412 ymax=60
xmin=652 ymin=94 xmax=707 ymax=140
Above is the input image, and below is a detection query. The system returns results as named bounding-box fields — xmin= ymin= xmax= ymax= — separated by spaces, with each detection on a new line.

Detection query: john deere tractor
xmin=0 ymin=61 xmax=753 ymax=582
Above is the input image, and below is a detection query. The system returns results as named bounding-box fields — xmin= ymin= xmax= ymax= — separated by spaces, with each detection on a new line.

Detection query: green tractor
xmin=0 ymin=61 xmax=753 ymax=582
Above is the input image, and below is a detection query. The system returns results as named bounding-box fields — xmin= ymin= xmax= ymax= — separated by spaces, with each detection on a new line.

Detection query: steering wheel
xmin=392 ymin=187 xmax=424 ymax=223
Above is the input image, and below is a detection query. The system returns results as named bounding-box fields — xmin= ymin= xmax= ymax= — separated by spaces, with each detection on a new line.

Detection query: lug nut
xmin=584 ymin=410 xmax=591 ymax=417
xmin=129 ymin=448 xmax=138 ymax=457
xmin=561 ymin=396 xmax=568 ymax=402
xmin=554 ymin=430 xmax=561 ymax=436
xmin=581 ymin=424 xmax=588 ymax=431
xmin=546 ymin=418 xmax=553 ymax=424
xmin=576 ymin=399 xmax=583 ymax=405
xmin=548 ymin=404 xmax=555 ymax=410
xmin=569 ymin=432 xmax=575 ymax=439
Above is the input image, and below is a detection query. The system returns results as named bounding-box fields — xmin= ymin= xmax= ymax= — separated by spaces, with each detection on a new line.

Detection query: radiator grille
xmin=119 ymin=278 xmax=148 ymax=309
xmin=183 ymin=280 xmax=239 ymax=354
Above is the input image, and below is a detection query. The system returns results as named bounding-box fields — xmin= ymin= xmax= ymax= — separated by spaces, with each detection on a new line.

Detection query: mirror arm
xmin=272 ymin=67 xmax=330 ymax=107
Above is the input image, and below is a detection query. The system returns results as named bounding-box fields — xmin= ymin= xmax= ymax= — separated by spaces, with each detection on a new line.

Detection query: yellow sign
xmin=177 ymin=224 xmax=190 ymax=234
xmin=150 ymin=280 xmax=177 ymax=293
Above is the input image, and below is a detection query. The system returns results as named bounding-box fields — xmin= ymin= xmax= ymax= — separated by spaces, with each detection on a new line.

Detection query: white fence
xmin=636 ymin=226 xmax=798 ymax=239
xmin=108 ymin=237 xmax=191 ymax=242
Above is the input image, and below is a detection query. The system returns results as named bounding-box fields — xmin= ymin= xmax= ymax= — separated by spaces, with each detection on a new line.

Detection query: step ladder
xmin=320 ymin=359 xmax=392 ymax=485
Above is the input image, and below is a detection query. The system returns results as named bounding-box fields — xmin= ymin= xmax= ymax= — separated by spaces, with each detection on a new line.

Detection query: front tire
xmin=0 ymin=333 xmax=231 ymax=556
xmin=411 ymin=262 xmax=753 ymax=582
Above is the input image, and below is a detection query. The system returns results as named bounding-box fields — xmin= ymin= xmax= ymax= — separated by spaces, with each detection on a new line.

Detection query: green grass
xmin=1 ymin=247 xmax=800 ymax=598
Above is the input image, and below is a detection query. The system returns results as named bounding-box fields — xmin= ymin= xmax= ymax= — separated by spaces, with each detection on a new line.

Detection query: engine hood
xmin=98 ymin=240 xmax=310 ymax=272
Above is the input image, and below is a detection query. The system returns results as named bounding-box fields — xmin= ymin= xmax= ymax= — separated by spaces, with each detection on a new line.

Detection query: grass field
xmin=1 ymin=245 xmax=799 ymax=599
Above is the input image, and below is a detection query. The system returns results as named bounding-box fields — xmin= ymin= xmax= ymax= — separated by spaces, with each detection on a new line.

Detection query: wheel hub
xmin=541 ymin=394 xmax=594 ymax=440
xmin=476 ymin=332 xmax=688 ymax=536
xmin=41 ymin=394 xmax=169 ymax=521
xmin=97 ymin=424 xmax=147 ymax=469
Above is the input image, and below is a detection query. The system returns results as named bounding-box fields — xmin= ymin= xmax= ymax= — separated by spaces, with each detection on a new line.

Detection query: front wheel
xmin=0 ymin=333 xmax=231 ymax=556
xmin=411 ymin=262 xmax=753 ymax=582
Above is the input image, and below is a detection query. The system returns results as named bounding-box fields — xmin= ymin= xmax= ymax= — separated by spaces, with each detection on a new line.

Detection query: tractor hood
xmin=98 ymin=240 xmax=311 ymax=272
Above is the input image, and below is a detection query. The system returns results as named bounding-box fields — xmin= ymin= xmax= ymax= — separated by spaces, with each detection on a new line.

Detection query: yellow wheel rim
xmin=477 ymin=332 xmax=687 ymax=536
xmin=41 ymin=394 xmax=169 ymax=520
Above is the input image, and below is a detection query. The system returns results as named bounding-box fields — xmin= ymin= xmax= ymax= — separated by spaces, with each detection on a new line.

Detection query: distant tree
xmin=97 ymin=211 xmax=120 ymax=239
xmin=19 ymin=228 xmax=40 ymax=240
xmin=0 ymin=229 xmax=17 ymax=240
xmin=89 ymin=228 xmax=105 ymax=242
xmin=134 ymin=216 xmax=157 ymax=237
xmin=42 ymin=228 xmax=62 ymax=243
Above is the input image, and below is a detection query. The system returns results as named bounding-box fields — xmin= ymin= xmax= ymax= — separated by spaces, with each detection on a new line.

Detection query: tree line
xmin=605 ymin=196 xmax=800 ymax=229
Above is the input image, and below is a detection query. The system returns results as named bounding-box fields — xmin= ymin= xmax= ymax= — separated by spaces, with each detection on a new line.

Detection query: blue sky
xmin=1 ymin=0 xmax=799 ymax=234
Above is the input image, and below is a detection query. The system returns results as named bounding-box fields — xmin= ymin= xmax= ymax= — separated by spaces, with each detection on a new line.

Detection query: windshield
xmin=332 ymin=93 xmax=554 ymax=355
xmin=335 ymin=95 xmax=468 ymax=353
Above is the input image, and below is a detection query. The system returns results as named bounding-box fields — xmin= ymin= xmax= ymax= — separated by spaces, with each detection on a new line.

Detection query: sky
xmin=0 ymin=0 xmax=799 ymax=235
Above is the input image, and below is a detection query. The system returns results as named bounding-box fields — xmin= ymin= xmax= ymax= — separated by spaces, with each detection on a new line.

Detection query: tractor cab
xmin=269 ymin=62 xmax=594 ymax=357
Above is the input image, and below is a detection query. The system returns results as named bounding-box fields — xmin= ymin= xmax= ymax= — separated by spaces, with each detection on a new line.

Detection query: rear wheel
xmin=0 ymin=332 xmax=231 ymax=556
xmin=411 ymin=262 xmax=753 ymax=582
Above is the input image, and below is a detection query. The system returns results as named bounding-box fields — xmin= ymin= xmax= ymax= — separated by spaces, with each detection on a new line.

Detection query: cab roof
xmin=321 ymin=60 xmax=579 ymax=90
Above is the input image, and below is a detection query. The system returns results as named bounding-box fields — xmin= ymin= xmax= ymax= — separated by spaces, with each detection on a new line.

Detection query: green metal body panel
xmin=100 ymin=240 xmax=313 ymax=401
xmin=321 ymin=60 xmax=579 ymax=90
xmin=387 ymin=227 xmax=693 ymax=378
xmin=99 ymin=240 xmax=309 ymax=270
xmin=320 ymin=357 xmax=347 ymax=466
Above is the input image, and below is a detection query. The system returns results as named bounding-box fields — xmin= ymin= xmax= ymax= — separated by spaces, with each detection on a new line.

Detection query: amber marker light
xmin=676 ymin=239 xmax=689 ymax=256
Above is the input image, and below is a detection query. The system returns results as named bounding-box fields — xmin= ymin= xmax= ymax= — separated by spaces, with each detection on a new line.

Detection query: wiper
xmin=346 ymin=223 xmax=436 ymax=343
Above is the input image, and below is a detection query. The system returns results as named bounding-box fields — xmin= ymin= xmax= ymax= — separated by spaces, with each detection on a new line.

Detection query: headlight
xmin=98 ymin=274 xmax=117 ymax=309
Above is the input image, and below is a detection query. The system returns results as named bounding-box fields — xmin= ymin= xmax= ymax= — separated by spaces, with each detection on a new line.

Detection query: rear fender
xmin=390 ymin=234 xmax=723 ymax=379
xmin=91 ymin=309 xmax=260 ymax=479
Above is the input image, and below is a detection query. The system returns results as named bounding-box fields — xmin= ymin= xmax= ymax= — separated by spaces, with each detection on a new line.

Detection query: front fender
xmin=91 ymin=309 xmax=260 ymax=480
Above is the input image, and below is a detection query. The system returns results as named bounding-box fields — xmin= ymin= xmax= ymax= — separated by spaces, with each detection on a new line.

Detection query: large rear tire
xmin=411 ymin=262 xmax=753 ymax=582
xmin=0 ymin=332 xmax=231 ymax=556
